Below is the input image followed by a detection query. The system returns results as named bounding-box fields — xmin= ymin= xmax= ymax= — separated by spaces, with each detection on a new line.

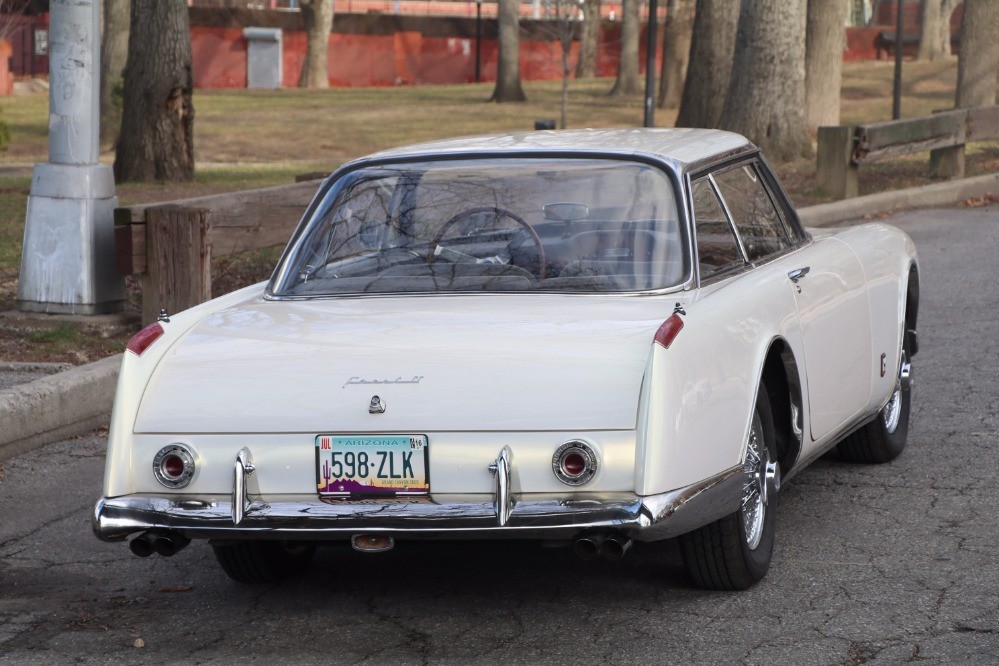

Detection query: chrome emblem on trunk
xmin=369 ymin=395 xmax=386 ymax=414
xmin=343 ymin=375 xmax=424 ymax=389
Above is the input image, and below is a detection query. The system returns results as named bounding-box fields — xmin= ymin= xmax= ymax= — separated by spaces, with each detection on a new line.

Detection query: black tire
xmin=838 ymin=343 xmax=911 ymax=464
xmin=679 ymin=386 xmax=779 ymax=591
xmin=212 ymin=541 xmax=316 ymax=584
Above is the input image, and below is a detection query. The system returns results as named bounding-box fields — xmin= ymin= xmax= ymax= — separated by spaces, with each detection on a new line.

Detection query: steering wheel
xmin=428 ymin=206 xmax=546 ymax=279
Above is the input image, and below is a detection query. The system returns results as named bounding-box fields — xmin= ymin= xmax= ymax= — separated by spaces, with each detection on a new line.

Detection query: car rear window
xmin=270 ymin=158 xmax=686 ymax=296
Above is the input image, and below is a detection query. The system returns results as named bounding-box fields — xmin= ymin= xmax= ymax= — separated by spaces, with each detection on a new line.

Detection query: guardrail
xmin=114 ymin=177 xmax=325 ymax=325
xmin=816 ymin=105 xmax=999 ymax=199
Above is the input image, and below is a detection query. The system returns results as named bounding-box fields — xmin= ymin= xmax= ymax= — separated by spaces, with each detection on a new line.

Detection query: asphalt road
xmin=1 ymin=205 xmax=997 ymax=665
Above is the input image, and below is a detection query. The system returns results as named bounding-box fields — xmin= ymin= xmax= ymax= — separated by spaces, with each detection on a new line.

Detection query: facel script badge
xmin=343 ymin=375 xmax=424 ymax=389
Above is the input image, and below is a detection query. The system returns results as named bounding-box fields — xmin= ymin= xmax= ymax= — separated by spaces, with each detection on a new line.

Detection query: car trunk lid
xmin=134 ymin=295 xmax=670 ymax=433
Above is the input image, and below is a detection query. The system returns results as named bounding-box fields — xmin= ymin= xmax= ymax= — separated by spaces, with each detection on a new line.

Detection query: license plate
xmin=316 ymin=435 xmax=429 ymax=497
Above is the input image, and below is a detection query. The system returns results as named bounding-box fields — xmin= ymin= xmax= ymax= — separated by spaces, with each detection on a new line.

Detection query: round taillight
xmin=161 ymin=455 xmax=185 ymax=479
xmin=552 ymin=441 xmax=598 ymax=486
xmin=153 ymin=445 xmax=196 ymax=489
xmin=562 ymin=451 xmax=586 ymax=476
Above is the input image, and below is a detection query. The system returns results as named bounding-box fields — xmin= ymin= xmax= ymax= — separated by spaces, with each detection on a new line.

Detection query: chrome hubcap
xmin=882 ymin=353 xmax=911 ymax=434
xmin=741 ymin=421 xmax=780 ymax=551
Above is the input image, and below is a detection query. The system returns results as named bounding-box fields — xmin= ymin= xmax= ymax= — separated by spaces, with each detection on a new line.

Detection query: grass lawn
xmin=0 ymin=59 xmax=996 ymax=362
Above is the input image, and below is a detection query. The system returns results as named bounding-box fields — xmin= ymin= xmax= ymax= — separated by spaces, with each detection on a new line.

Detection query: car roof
xmin=362 ymin=128 xmax=755 ymax=171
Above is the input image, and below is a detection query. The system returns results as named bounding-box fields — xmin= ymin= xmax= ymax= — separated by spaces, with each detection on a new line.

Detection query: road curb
xmin=799 ymin=172 xmax=999 ymax=227
xmin=0 ymin=354 xmax=121 ymax=463
xmin=1 ymin=173 xmax=996 ymax=461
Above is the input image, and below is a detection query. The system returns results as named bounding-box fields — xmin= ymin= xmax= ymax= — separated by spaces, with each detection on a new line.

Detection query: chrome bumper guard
xmin=95 ymin=445 xmax=742 ymax=543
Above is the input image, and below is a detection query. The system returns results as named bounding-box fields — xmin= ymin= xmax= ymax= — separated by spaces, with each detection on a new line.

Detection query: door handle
xmin=788 ymin=267 xmax=810 ymax=283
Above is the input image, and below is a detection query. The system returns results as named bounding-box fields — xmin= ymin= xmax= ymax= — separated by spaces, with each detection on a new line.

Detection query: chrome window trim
xmin=685 ymin=152 xmax=815 ymax=289
xmin=687 ymin=172 xmax=749 ymax=288
xmin=710 ymin=160 xmax=794 ymax=260
xmin=263 ymin=283 xmax=691 ymax=303
xmin=266 ymin=150 xmax=699 ymax=299
xmin=706 ymin=172 xmax=752 ymax=263
xmin=756 ymin=154 xmax=811 ymax=243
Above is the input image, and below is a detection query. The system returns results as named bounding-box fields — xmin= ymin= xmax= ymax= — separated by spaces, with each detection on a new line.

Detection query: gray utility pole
xmin=18 ymin=0 xmax=124 ymax=315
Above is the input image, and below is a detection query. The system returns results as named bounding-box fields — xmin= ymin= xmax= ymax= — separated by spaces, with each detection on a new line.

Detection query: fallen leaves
xmin=960 ymin=194 xmax=999 ymax=208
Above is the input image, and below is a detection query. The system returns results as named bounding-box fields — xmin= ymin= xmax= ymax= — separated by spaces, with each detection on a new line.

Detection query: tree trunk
xmin=298 ymin=0 xmax=334 ymax=88
xmin=609 ymin=0 xmax=642 ymax=96
xmin=100 ymin=0 xmax=129 ymax=146
xmin=955 ymin=0 xmax=999 ymax=108
xmin=114 ymin=0 xmax=194 ymax=182
xmin=575 ymin=0 xmax=601 ymax=78
xmin=918 ymin=0 xmax=959 ymax=61
xmin=491 ymin=0 xmax=526 ymax=102
xmin=561 ymin=24 xmax=571 ymax=128
xmin=805 ymin=0 xmax=849 ymax=130
xmin=717 ymin=0 xmax=813 ymax=162
xmin=675 ymin=0 xmax=738 ymax=128
xmin=657 ymin=0 xmax=694 ymax=109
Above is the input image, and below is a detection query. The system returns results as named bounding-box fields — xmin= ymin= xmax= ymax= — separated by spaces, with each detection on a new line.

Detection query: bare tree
xmin=805 ymin=0 xmax=849 ymax=130
xmin=717 ymin=0 xmax=812 ymax=161
xmin=675 ymin=0 xmax=738 ymax=128
xmin=299 ymin=0 xmax=334 ymax=88
xmin=114 ymin=0 xmax=194 ymax=182
xmin=955 ymin=0 xmax=999 ymax=108
xmin=0 ymin=1 xmax=32 ymax=41
xmin=540 ymin=0 xmax=577 ymax=127
xmin=575 ymin=0 xmax=601 ymax=78
xmin=100 ymin=0 xmax=130 ymax=144
xmin=657 ymin=0 xmax=694 ymax=109
xmin=609 ymin=0 xmax=641 ymax=96
xmin=491 ymin=0 xmax=527 ymax=102
xmin=917 ymin=0 xmax=960 ymax=61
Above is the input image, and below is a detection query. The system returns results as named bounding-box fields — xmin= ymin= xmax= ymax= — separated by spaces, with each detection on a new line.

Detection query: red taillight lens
xmin=161 ymin=454 xmax=185 ymax=479
xmin=562 ymin=451 xmax=586 ymax=476
xmin=553 ymin=441 xmax=598 ymax=486
xmin=126 ymin=322 xmax=164 ymax=356
xmin=653 ymin=313 xmax=684 ymax=349
xmin=153 ymin=444 xmax=196 ymax=488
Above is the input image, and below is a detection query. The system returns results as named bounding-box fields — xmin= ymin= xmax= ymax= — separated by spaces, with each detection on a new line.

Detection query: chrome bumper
xmin=93 ymin=465 xmax=742 ymax=544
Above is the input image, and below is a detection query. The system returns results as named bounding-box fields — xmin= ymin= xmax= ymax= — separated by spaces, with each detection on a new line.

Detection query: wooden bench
xmin=114 ymin=178 xmax=326 ymax=324
xmin=816 ymin=105 xmax=999 ymax=199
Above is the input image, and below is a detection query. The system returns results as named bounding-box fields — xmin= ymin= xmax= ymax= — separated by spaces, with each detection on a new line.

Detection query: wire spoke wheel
xmin=741 ymin=423 xmax=766 ymax=550
xmin=679 ymin=385 xmax=780 ymax=590
xmin=882 ymin=351 xmax=911 ymax=434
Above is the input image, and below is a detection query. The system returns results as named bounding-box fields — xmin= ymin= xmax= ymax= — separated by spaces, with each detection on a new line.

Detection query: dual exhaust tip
xmin=129 ymin=531 xmax=191 ymax=558
xmin=574 ymin=534 xmax=632 ymax=562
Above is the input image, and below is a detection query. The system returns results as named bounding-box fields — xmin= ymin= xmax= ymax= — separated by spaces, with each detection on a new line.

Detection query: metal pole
xmin=475 ymin=0 xmax=482 ymax=83
xmin=643 ymin=0 xmax=658 ymax=127
xmin=892 ymin=0 xmax=903 ymax=119
xmin=18 ymin=0 xmax=124 ymax=315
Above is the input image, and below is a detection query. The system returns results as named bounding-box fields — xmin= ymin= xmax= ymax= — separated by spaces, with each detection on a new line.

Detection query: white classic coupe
xmin=94 ymin=129 xmax=918 ymax=590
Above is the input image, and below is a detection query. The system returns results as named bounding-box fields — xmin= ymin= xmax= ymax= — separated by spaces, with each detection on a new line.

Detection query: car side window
xmin=691 ymin=177 xmax=745 ymax=279
xmin=713 ymin=164 xmax=790 ymax=262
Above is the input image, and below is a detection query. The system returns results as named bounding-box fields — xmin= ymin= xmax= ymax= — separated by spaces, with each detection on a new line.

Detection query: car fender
xmin=102 ymin=282 xmax=268 ymax=498
xmin=635 ymin=265 xmax=806 ymax=496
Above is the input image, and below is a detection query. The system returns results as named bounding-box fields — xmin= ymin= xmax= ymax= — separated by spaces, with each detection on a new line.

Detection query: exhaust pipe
xmin=574 ymin=535 xmax=604 ymax=561
xmin=129 ymin=534 xmax=154 ymax=558
xmin=152 ymin=533 xmax=191 ymax=557
xmin=600 ymin=536 xmax=632 ymax=562
xmin=129 ymin=531 xmax=190 ymax=558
